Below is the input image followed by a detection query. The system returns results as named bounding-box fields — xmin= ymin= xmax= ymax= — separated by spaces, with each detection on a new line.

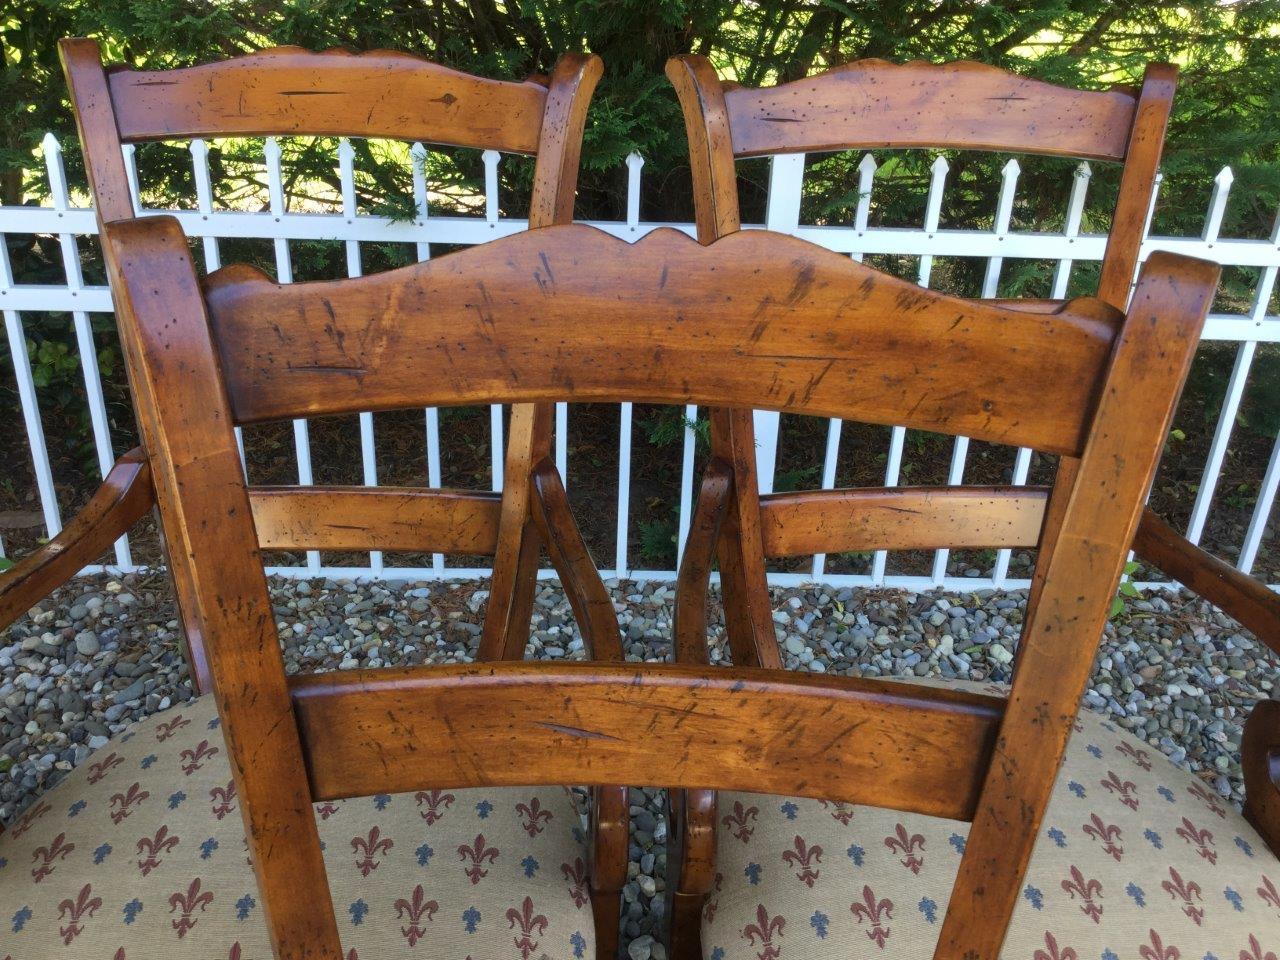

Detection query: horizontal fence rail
xmin=3 ymin=134 xmax=1279 ymax=592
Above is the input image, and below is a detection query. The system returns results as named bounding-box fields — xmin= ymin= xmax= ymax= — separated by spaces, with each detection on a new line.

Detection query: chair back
xmin=101 ymin=212 xmax=1215 ymax=957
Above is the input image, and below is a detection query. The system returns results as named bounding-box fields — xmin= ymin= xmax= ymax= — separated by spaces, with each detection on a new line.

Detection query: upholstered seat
xmin=0 ymin=695 xmax=594 ymax=960
xmin=704 ymin=680 xmax=1279 ymax=960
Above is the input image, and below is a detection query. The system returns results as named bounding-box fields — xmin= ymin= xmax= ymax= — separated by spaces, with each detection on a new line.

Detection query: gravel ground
xmin=1 ymin=573 xmax=1276 ymax=958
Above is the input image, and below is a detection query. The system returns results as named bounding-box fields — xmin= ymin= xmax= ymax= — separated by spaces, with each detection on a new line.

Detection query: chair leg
xmin=665 ymin=788 xmax=716 ymax=960
xmin=668 ymin=891 xmax=706 ymax=960
xmin=590 ymin=784 xmax=628 ymax=960
xmin=592 ymin=886 xmax=623 ymax=960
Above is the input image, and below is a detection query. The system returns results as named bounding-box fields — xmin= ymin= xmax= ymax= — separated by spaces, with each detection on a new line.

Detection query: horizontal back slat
xmin=108 ymin=47 xmax=548 ymax=153
xmin=203 ymin=223 xmax=1123 ymax=457
xmin=249 ymin=486 xmax=501 ymax=553
xmin=724 ymin=60 xmax=1138 ymax=161
xmin=289 ymin=661 xmax=1004 ymax=820
xmin=759 ymin=486 xmax=1048 ymax=557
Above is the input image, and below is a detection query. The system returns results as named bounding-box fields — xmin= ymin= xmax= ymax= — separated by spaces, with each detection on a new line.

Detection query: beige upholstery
xmin=0 ymin=695 xmax=594 ymax=959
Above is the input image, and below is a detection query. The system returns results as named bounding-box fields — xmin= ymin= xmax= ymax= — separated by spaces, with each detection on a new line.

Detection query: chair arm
xmin=0 ymin=448 xmax=153 ymax=633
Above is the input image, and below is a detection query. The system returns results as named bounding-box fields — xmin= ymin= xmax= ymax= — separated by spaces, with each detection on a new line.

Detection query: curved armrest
xmin=0 ymin=448 xmax=153 ymax=633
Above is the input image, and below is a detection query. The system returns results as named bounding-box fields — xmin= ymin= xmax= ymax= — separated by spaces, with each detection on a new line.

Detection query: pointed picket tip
xmin=338 ymin=138 xmax=356 ymax=162
xmin=930 ymin=154 xmax=950 ymax=174
xmin=1074 ymin=160 xmax=1093 ymax=180
xmin=625 ymin=152 xmax=645 ymax=171
xmin=189 ymin=138 xmax=210 ymax=159
xmin=481 ymin=149 xmax=500 ymax=167
xmin=41 ymin=131 xmax=62 ymax=155
xmin=1000 ymin=157 xmax=1021 ymax=177
xmin=857 ymin=153 xmax=878 ymax=175
xmin=263 ymin=136 xmax=282 ymax=161
xmin=1214 ymin=165 xmax=1235 ymax=187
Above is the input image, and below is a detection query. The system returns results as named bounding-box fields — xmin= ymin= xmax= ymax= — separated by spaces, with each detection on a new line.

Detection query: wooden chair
xmin=1 ymin=38 xmax=629 ymax=955
xmin=663 ymin=55 xmax=1280 ymax=958
xmin=0 ymin=215 xmax=1247 ymax=959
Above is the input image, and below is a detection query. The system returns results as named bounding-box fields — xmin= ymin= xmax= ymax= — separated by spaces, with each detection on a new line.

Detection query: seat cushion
xmin=0 ymin=695 xmax=594 ymax=960
xmin=704 ymin=679 xmax=1279 ymax=960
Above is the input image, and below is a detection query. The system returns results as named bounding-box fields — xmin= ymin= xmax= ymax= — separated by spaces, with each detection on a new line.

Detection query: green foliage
xmin=0 ymin=555 xmax=12 ymax=573
xmin=637 ymin=514 xmax=677 ymax=564
xmin=1109 ymin=560 xmax=1143 ymax=619
xmin=640 ymin=409 xmax=709 ymax=452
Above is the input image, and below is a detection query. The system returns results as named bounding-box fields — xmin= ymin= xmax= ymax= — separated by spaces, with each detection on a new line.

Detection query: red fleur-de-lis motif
xmin=179 ymin=740 xmax=219 ymax=776
xmin=414 ymin=789 xmax=455 ymax=825
xmin=820 ymin=799 xmax=855 ymax=825
xmin=32 ymin=831 xmax=75 ymax=882
xmin=137 ymin=825 xmax=181 ymax=876
xmin=10 ymin=799 xmax=50 ymax=838
xmin=741 ymin=903 xmax=786 ymax=960
xmin=705 ymin=873 xmax=723 ymax=926
xmin=316 ymin=802 xmax=339 ymax=820
xmin=57 ymin=883 xmax=102 ymax=944
xmin=87 ymin=752 xmax=125 ymax=785
xmin=1175 ymin=817 xmax=1216 ymax=865
xmin=155 ymin=715 xmax=190 ymax=742
xmin=457 ymin=833 xmax=499 ymax=884
xmin=393 ymin=884 xmax=438 ymax=947
xmin=1061 ymin=865 xmax=1103 ymax=923
xmin=1034 ymin=932 xmax=1079 ymax=960
xmin=169 ymin=878 xmax=213 ymax=939
xmin=781 ymin=834 xmax=824 ymax=887
xmin=722 ymin=800 xmax=760 ymax=842
xmin=1240 ymin=934 xmax=1278 ymax=960
xmin=351 ymin=826 xmax=393 ymax=877
xmin=109 ymin=782 xmax=150 ymax=824
xmin=1100 ymin=770 xmax=1139 ymax=811
xmin=1257 ymin=874 xmax=1279 ymax=911
xmin=1187 ymin=780 xmax=1227 ymax=819
xmin=1161 ymin=866 xmax=1204 ymax=926
xmin=850 ymin=885 xmax=893 ymax=949
xmin=1082 ymin=813 xmax=1123 ymax=862
xmin=884 ymin=823 xmax=925 ymax=874
xmin=1116 ymin=740 xmax=1153 ymax=771
xmin=516 ymin=796 xmax=553 ymax=837
xmin=210 ymin=781 xmax=237 ymax=820
xmin=506 ymin=896 xmax=549 ymax=960
xmin=1138 ymin=928 xmax=1180 ymax=960
xmin=561 ymin=857 xmax=589 ymax=908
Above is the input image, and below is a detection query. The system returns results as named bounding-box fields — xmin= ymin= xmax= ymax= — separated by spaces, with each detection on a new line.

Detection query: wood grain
xmin=203 ymin=225 xmax=1121 ymax=457
xmin=1243 ymin=700 xmax=1280 ymax=856
xmin=289 ymin=660 xmax=1003 ymax=820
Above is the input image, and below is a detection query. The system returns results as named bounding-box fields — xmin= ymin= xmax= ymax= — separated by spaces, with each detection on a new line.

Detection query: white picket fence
xmin=3 ymin=133 xmax=1280 ymax=591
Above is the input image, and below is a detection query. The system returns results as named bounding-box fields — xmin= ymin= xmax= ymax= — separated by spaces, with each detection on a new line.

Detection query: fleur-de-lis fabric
xmin=703 ymin=680 xmax=1279 ymax=960
xmin=0 ymin=695 xmax=594 ymax=959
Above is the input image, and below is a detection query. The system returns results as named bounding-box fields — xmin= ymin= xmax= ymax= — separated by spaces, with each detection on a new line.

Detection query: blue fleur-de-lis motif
xmin=236 ymin=895 xmax=256 ymax=921
xmin=141 ymin=754 xmax=158 ymax=769
xmin=0 ymin=856 xmax=7 ymax=870
xmin=1125 ymin=882 xmax=1146 ymax=907
xmin=67 ymin=799 xmax=86 ymax=818
xmin=348 ymin=899 xmax=368 ymax=926
xmin=121 ymin=731 xmax=134 ymax=742
xmin=373 ymin=794 xmax=391 ymax=811
xmin=918 ymin=897 xmax=938 ymax=923
xmin=1086 ymin=744 xmax=1103 ymax=759
xmin=476 ymin=799 xmax=493 ymax=819
xmin=93 ymin=843 xmax=112 ymax=864
xmin=12 ymin=905 xmax=33 ymax=931
xmin=416 ymin=842 xmax=434 ymax=867
xmin=570 ymin=930 xmax=586 ymax=958
xmin=948 ymin=833 xmax=966 ymax=854
xmin=1047 ymin=827 xmax=1066 ymax=848
xmin=809 ymin=911 xmax=830 ymax=938
xmin=1235 ymin=836 xmax=1254 ymax=857
xmin=122 ymin=899 xmax=143 ymax=925
xmin=463 ymin=906 xmax=482 ymax=934
xmin=208 ymin=716 xmax=221 ymax=729
xmin=1157 ymin=785 xmax=1175 ymax=803
xmin=745 ymin=862 xmax=762 ymax=885
xmin=1103 ymin=949 xmax=1119 ymax=960
xmin=522 ymin=855 xmax=539 ymax=878
xmin=200 ymin=838 xmax=219 ymax=859
xmin=1144 ymin=828 xmax=1163 ymax=849
xmin=572 ymin=825 xmax=586 ymax=844
xmin=846 ymin=843 xmax=865 ymax=866
xmin=168 ymin=790 xmax=186 ymax=810
xmin=711 ymin=949 xmax=725 ymax=960
xmin=780 ymin=801 xmax=798 ymax=821
xmin=1204 ymin=953 xmax=1219 ymax=960
xmin=1068 ymin=781 xmax=1086 ymax=799
xmin=1023 ymin=885 xmax=1043 ymax=910
xmin=1224 ymin=888 xmax=1244 ymax=912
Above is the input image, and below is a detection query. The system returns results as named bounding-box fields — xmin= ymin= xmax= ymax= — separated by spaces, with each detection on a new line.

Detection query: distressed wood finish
xmin=202 ymin=226 xmax=1121 ymax=456
xmin=1243 ymin=700 xmax=1280 ymax=856
xmin=248 ymin=486 xmax=500 ymax=553
xmin=107 ymin=47 xmax=549 ymax=153
xmin=0 ymin=448 xmax=152 ymax=631
xmin=759 ymin=486 xmax=1049 ymax=557
xmin=722 ymin=59 xmax=1140 ymax=161
xmin=673 ymin=460 xmax=733 ymax=665
xmin=288 ymin=661 xmax=1004 ymax=817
